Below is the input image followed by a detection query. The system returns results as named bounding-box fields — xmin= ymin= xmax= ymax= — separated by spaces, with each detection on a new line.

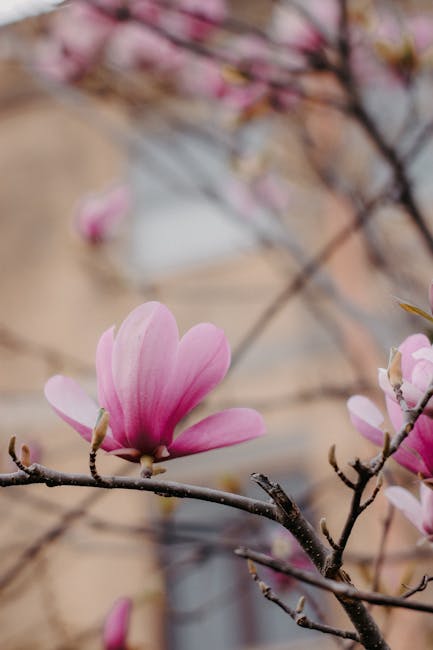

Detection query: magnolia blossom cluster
xmin=36 ymin=0 xmax=433 ymax=118
xmin=349 ymin=284 xmax=433 ymax=542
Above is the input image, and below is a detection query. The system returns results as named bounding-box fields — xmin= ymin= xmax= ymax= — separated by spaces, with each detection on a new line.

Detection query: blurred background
xmin=1 ymin=0 xmax=433 ymax=648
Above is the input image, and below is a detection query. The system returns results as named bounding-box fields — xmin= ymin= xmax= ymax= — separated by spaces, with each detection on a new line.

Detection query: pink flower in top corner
xmin=270 ymin=0 xmax=339 ymax=54
xmin=348 ymin=333 xmax=433 ymax=477
xmin=74 ymin=185 xmax=131 ymax=245
xmin=385 ymin=483 xmax=433 ymax=540
xmin=45 ymin=302 xmax=266 ymax=463
xmin=268 ymin=530 xmax=313 ymax=591
xmin=103 ymin=597 xmax=132 ymax=650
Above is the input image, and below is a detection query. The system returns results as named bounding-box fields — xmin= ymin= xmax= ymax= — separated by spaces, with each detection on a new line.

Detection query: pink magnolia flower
xmin=44 ymin=302 xmax=265 ymax=463
xmin=74 ymin=185 xmax=131 ymax=245
xmin=103 ymin=597 xmax=131 ymax=650
xmin=348 ymin=333 xmax=433 ymax=477
xmin=267 ymin=530 xmax=313 ymax=591
xmin=385 ymin=483 xmax=433 ymax=540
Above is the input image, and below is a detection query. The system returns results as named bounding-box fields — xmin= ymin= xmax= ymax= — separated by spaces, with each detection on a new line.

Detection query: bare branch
xmin=236 ymin=548 xmax=433 ymax=615
xmin=247 ymin=559 xmax=360 ymax=642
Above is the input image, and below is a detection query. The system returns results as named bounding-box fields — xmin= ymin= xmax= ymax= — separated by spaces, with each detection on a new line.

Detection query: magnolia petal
xmin=378 ymin=368 xmax=422 ymax=407
xmin=96 ymin=326 xmax=128 ymax=446
xmin=167 ymin=408 xmax=265 ymax=459
xmin=386 ymin=397 xmax=431 ymax=475
xmin=347 ymin=395 xmax=385 ymax=446
xmin=112 ymin=302 xmax=178 ymax=452
xmin=399 ymin=333 xmax=431 ymax=377
xmin=163 ymin=323 xmax=230 ymax=442
xmin=103 ymin=597 xmax=132 ymax=650
xmin=44 ymin=375 xmax=99 ymax=442
xmin=44 ymin=375 xmax=120 ymax=451
xmin=413 ymin=347 xmax=433 ymax=364
xmin=420 ymin=483 xmax=433 ymax=535
xmin=385 ymin=486 xmax=424 ymax=534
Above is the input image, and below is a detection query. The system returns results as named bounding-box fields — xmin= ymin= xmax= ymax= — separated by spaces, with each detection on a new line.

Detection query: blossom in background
xmin=370 ymin=12 xmax=433 ymax=83
xmin=74 ymin=185 xmax=131 ymax=245
xmin=103 ymin=597 xmax=131 ymax=650
xmin=348 ymin=333 xmax=433 ymax=477
xmin=385 ymin=483 xmax=433 ymax=540
xmin=45 ymin=302 xmax=265 ymax=463
xmin=267 ymin=530 xmax=313 ymax=591
xmin=270 ymin=0 xmax=339 ymax=55
xmin=106 ymin=22 xmax=184 ymax=72
xmin=35 ymin=1 xmax=116 ymax=81
xmin=162 ymin=0 xmax=227 ymax=41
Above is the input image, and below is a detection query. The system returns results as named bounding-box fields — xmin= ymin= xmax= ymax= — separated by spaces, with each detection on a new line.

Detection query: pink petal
xmin=420 ymin=483 xmax=433 ymax=535
xmin=112 ymin=302 xmax=178 ymax=452
xmin=385 ymin=486 xmax=424 ymax=534
xmin=96 ymin=327 xmax=128 ymax=447
xmin=386 ymin=397 xmax=431 ymax=475
xmin=44 ymin=375 xmax=99 ymax=442
xmin=347 ymin=395 xmax=385 ymax=446
xmin=44 ymin=375 xmax=120 ymax=451
xmin=399 ymin=333 xmax=431 ymax=378
xmin=378 ymin=368 xmax=423 ymax=408
xmin=163 ymin=323 xmax=230 ymax=439
xmin=103 ymin=597 xmax=132 ymax=650
xmin=167 ymin=408 xmax=265 ymax=458
xmin=411 ymin=359 xmax=433 ymax=394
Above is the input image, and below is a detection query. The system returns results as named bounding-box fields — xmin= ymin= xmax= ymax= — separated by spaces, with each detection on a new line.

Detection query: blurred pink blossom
xmin=270 ymin=0 xmax=339 ymax=54
xmin=45 ymin=302 xmax=265 ymax=463
xmin=368 ymin=12 xmax=433 ymax=83
xmin=267 ymin=530 xmax=313 ymax=591
xmin=103 ymin=597 xmax=131 ymax=650
xmin=385 ymin=483 xmax=433 ymax=540
xmin=162 ymin=0 xmax=227 ymax=41
xmin=228 ymin=173 xmax=290 ymax=219
xmin=107 ymin=23 xmax=184 ymax=71
xmin=35 ymin=39 xmax=88 ymax=82
xmin=348 ymin=333 xmax=433 ymax=477
xmin=179 ymin=55 xmax=226 ymax=98
xmin=74 ymin=185 xmax=131 ymax=245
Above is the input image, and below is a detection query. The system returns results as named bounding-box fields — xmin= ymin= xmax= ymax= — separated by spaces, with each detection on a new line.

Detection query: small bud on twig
xmin=91 ymin=408 xmax=109 ymax=452
xmin=20 ymin=444 xmax=31 ymax=468
xmin=247 ymin=559 xmax=257 ymax=576
xmin=296 ymin=596 xmax=305 ymax=614
xmin=8 ymin=436 xmax=33 ymax=475
xmin=8 ymin=435 xmax=16 ymax=460
xmin=387 ymin=348 xmax=402 ymax=388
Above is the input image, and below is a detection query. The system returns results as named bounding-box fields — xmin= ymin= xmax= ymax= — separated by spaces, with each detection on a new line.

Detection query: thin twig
xmin=247 ymin=559 xmax=360 ymax=642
